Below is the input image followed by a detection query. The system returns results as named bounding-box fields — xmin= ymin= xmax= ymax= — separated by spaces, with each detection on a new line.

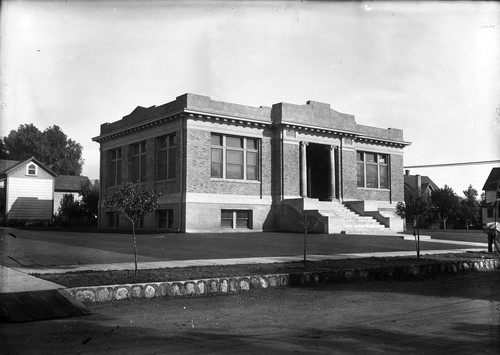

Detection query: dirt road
xmin=2 ymin=270 xmax=499 ymax=354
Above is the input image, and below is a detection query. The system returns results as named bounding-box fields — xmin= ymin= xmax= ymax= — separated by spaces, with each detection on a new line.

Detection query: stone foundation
xmin=68 ymin=259 xmax=500 ymax=303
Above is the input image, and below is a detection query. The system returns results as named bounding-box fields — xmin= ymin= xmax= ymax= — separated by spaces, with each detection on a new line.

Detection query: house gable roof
xmin=0 ymin=157 xmax=56 ymax=177
xmin=404 ymin=174 xmax=439 ymax=198
xmin=482 ymin=167 xmax=500 ymax=191
xmin=55 ymin=175 xmax=90 ymax=192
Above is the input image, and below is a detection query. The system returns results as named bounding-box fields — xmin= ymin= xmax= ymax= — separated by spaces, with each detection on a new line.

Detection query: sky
xmin=1 ymin=1 xmax=499 ymax=197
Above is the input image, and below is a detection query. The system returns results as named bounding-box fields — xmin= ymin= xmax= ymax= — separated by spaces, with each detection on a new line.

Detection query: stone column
xmin=329 ymin=145 xmax=336 ymax=200
xmin=300 ymin=141 xmax=308 ymax=198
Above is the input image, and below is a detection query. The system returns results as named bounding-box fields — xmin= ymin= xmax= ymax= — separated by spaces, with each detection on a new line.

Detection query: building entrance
xmin=306 ymin=143 xmax=338 ymax=201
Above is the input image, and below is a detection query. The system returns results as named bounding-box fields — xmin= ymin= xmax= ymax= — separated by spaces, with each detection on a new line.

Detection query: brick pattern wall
xmin=341 ymin=148 xmax=357 ymax=200
xmin=282 ymin=142 xmax=300 ymax=197
xmin=390 ymin=153 xmax=404 ymax=202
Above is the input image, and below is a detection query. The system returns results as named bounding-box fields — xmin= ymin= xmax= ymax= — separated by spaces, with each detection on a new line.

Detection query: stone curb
xmin=68 ymin=259 xmax=500 ymax=304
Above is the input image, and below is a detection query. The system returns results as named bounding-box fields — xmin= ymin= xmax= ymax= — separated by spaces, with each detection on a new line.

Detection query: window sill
xmin=357 ymin=187 xmax=390 ymax=191
xmin=210 ymin=178 xmax=260 ymax=184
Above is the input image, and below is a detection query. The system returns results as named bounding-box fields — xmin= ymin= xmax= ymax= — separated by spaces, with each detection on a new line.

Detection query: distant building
xmin=0 ymin=157 xmax=89 ymax=224
xmin=403 ymin=170 xmax=439 ymax=201
xmin=482 ymin=167 xmax=500 ymax=224
xmin=54 ymin=175 xmax=90 ymax=213
xmin=92 ymin=93 xmax=411 ymax=233
xmin=0 ymin=157 xmax=56 ymax=223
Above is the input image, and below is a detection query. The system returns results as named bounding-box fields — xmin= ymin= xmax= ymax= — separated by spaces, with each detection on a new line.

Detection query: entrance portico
xmin=300 ymin=141 xmax=338 ymax=201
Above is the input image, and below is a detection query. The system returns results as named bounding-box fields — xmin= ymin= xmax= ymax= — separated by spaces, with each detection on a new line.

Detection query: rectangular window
xmin=107 ymin=148 xmax=122 ymax=186
xmin=156 ymin=134 xmax=177 ymax=180
xmin=221 ymin=210 xmax=252 ymax=229
xmin=356 ymin=151 xmax=389 ymax=189
xmin=107 ymin=212 xmax=120 ymax=228
xmin=487 ymin=208 xmax=494 ymax=218
xmin=211 ymin=134 xmax=259 ymax=181
xmin=130 ymin=141 xmax=147 ymax=183
xmin=158 ymin=209 xmax=174 ymax=229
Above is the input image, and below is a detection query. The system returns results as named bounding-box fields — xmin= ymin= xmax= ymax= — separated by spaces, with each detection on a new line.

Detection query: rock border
xmin=68 ymin=259 xmax=500 ymax=303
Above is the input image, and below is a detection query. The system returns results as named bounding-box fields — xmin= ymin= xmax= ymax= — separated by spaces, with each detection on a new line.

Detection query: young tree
xmin=299 ymin=212 xmax=319 ymax=265
xmin=105 ymin=183 xmax=158 ymax=276
xmin=395 ymin=196 xmax=430 ymax=259
xmin=431 ymin=185 xmax=460 ymax=230
xmin=2 ymin=124 xmax=84 ymax=175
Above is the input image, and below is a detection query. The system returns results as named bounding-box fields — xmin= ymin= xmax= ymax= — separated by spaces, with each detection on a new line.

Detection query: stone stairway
xmin=316 ymin=201 xmax=391 ymax=234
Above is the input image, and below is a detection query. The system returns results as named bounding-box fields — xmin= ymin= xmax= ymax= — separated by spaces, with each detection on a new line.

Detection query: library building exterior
xmin=93 ymin=93 xmax=410 ymax=234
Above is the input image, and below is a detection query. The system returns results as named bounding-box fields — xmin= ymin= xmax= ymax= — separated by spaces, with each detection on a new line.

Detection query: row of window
xmin=107 ymin=133 xmax=390 ymax=191
xmin=107 ymin=133 xmax=177 ymax=186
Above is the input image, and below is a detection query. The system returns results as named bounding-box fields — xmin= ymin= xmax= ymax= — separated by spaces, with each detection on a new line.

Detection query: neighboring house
xmin=0 ymin=157 xmax=56 ymax=223
xmin=54 ymin=175 xmax=90 ymax=213
xmin=403 ymin=170 xmax=439 ymax=201
xmin=92 ymin=93 xmax=411 ymax=233
xmin=482 ymin=167 xmax=500 ymax=224
xmin=403 ymin=170 xmax=439 ymax=229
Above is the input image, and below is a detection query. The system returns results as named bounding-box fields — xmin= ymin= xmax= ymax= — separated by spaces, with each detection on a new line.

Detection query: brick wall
xmin=341 ymin=148 xmax=357 ymax=200
xmin=282 ymin=142 xmax=300 ymax=197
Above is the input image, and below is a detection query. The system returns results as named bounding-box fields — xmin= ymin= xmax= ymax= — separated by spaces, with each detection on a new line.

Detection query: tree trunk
xmin=132 ymin=222 xmax=138 ymax=277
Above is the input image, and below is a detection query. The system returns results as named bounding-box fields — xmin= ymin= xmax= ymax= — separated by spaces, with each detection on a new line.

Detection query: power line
xmin=404 ymin=160 xmax=500 ymax=169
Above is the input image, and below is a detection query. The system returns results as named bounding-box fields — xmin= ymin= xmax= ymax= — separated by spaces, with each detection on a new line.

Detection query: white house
xmin=0 ymin=157 xmax=56 ymax=223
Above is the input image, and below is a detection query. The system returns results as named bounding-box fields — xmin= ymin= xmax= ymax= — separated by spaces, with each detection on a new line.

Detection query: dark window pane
xmin=357 ymin=163 xmax=365 ymax=187
xmin=168 ymin=147 xmax=176 ymax=179
xmin=247 ymin=151 xmax=257 ymax=166
xmin=247 ymin=166 xmax=257 ymax=180
xmin=227 ymin=164 xmax=243 ymax=179
xmin=379 ymin=155 xmax=387 ymax=164
xmin=366 ymin=153 xmax=376 ymax=162
xmin=357 ymin=152 xmax=364 ymax=162
xmin=227 ymin=150 xmax=243 ymax=164
xmin=366 ymin=164 xmax=378 ymax=188
xmin=211 ymin=148 xmax=222 ymax=163
xmin=380 ymin=165 xmax=388 ymax=189
xmin=226 ymin=136 xmax=242 ymax=148
xmin=211 ymin=134 xmax=222 ymax=146
xmin=247 ymin=139 xmax=258 ymax=150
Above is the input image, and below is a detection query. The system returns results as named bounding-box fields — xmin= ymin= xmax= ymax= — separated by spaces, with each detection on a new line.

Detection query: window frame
xmin=107 ymin=148 xmax=122 ymax=187
xmin=26 ymin=163 xmax=38 ymax=176
xmin=158 ymin=209 xmax=174 ymax=229
xmin=210 ymin=134 xmax=259 ymax=181
xmin=356 ymin=151 xmax=389 ymax=189
xmin=130 ymin=141 xmax=147 ymax=183
xmin=220 ymin=209 xmax=252 ymax=229
xmin=156 ymin=133 xmax=177 ymax=181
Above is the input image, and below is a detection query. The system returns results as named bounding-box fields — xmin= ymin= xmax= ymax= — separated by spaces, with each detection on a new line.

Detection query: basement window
xmin=221 ymin=210 xmax=252 ymax=229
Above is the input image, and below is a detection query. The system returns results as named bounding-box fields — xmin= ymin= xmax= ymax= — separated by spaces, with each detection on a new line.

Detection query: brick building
xmin=92 ymin=93 xmax=410 ymax=233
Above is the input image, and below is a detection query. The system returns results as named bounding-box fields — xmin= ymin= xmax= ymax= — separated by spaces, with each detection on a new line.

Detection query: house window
xmin=26 ymin=163 xmax=37 ymax=176
xmin=158 ymin=209 xmax=174 ymax=229
xmin=211 ymin=134 xmax=259 ymax=180
xmin=357 ymin=151 xmax=389 ymax=189
xmin=487 ymin=208 xmax=494 ymax=219
xmin=156 ymin=134 xmax=177 ymax=180
xmin=107 ymin=212 xmax=120 ymax=228
xmin=221 ymin=210 xmax=252 ymax=229
xmin=107 ymin=148 xmax=122 ymax=186
xmin=130 ymin=141 xmax=147 ymax=183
